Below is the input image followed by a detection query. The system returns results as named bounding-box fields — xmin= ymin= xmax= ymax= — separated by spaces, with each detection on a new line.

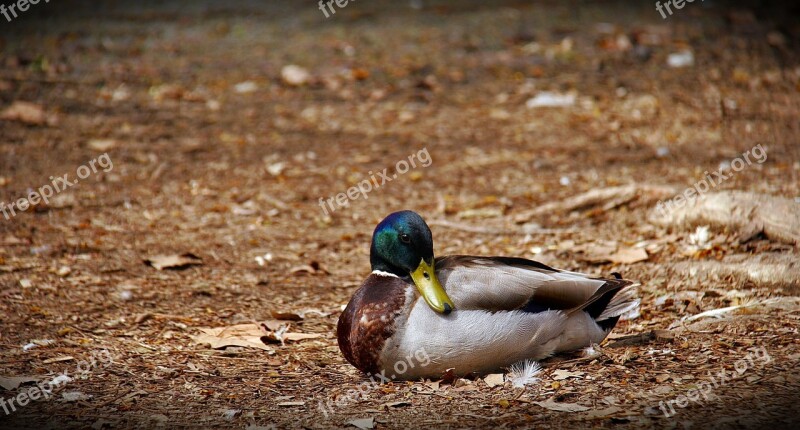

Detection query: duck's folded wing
xmin=435 ymin=255 xmax=632 ymax=314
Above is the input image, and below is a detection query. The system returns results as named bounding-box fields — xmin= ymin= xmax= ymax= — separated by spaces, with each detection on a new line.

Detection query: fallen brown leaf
xmin=1 ymin=101 xmax=47 ymax=125
xmin=289 ymin=261 xmax=329 ymax=276
xmin=190 ymin=323 xmax=273 ymax=351
xmin=581 ymin=406 xmax=623 ymax=419
xmin=551 ymin=369 xmax=585 ymax=381
xmin=346 ymin=418 xmax=374 ymax=429
xmin=144 ymin=253 xmax=203 ymax=270
xmin=484 ymin=373 xmax=504 ymax=388
xmin=582 ymin=245 xmax=648 ymax=264
xmin=534 ymin=399 xmax=590 ymax=412
xmin=271 ymin=310 xmax=303 ymax=321
xmin=0 ymin=376 xmax=38 ymax=390
xmin=260 ymin=320 xmax=286 ymax=331
xmin=608 ymin=247 xmax=649 ymax=264
xmin=424 ymin=380 xmax=440 ymax=390
xmin=282 ymin=332 xmax=323 ymax=341
xmin=262 ymin=330 xmax=323 ymax=344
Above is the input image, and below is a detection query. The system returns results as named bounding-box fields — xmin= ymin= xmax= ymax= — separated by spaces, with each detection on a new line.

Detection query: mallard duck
xmin=337 ymin=210 xmax=638 ymax=379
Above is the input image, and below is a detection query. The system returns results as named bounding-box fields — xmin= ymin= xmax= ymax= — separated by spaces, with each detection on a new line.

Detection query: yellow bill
xmin=410 ymin=259 xmax=454 ymax=314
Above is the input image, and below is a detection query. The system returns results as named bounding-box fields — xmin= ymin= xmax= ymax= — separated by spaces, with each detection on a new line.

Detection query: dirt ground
xmin=1 ymin=0 xmax=799 ymax=429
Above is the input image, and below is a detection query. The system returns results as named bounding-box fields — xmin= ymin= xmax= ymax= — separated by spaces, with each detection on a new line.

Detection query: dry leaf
xmin=581 ymin=406 xmax=623 ymax=419
xmin=195 ymin=321 xmax=322 ymax=348
xmin=534 ymin=399 xmax=590 ymax=412
xmin=346 ymin=418 xmax=375 ymax=429
xmin=260 ymin=320 xmax=286 ymax=331
xmin=297 ymin=309 xmax=331 ymax=318
xmin=484 ymin=373 xmax=504 ymax=388
xmin=653 ymin=330 xmax=676 ymax=341
xmin=0 ymin=376 xmax=37 ymax=390
xmin=190 ymin=324 xmax=273 ymax=351
xmin=261 ymin=330 xmax=322 ymax=344
xmin=277 ymin=401 xmax=305 ymax=407
xmin=453 ymin=384 xmax=478 ymax=392
xmin=551 ymin=369 xmax=585 ymax=381
xmin=281 ymin=332 xmax=322 ymax=342
xmin=289 ymin=261 xmax=328 ymax=275
xmin=424 ymin=380 xmax=440 ymax=390
xmin=271 ymin=310 xmax=303 ymax=321
xmin=135 ymin=313 xmax=153 ymax=324
xmin=608 ymin=247 xmax=649 ymax=264
xmin=144 ymin=253 xmax=202 ymax=270
xmin=1 ymin=101 xmax=46 ymax=124
xmin=583 ymin=245 xmax=648 ymax=264
xmin=579 ymin=243 xmax=617 ymax=260
xmin=87 ymin=139 xmax=117 ymax=152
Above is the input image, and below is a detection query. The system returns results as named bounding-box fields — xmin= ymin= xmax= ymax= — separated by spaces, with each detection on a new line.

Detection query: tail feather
xmin=596 ymin=316 xmax=620 ymax=332
xmin=576 ymin=279 xmax=640 ymax=332
xmin=597 ymin=283 xmax=640 ymax=322
xmin=580 ymin=279 xmax=631 ymax=319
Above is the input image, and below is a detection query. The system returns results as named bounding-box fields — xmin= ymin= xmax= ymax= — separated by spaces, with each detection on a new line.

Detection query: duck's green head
xmin=370 ymin=210 xmax=454 ymax=315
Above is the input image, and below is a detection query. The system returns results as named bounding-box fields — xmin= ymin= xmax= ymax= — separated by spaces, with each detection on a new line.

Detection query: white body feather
xmin=380 ymin=286 xmax=612 ymax=379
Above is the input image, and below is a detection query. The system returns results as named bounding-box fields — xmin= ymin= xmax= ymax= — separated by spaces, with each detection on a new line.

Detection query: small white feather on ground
xmin=507 ymin=359 xmax=542 ymax=388
xmin=583 ymin=344 xmax=600 ymax=358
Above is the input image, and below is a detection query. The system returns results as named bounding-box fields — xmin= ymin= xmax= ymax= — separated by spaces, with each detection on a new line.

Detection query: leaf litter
xmin=1 ymin=2 xmax=798 ymax=429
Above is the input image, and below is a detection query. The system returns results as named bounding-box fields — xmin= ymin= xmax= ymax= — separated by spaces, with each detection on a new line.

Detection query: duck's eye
xmin=399 ymin=233 xmax=411 ymax=243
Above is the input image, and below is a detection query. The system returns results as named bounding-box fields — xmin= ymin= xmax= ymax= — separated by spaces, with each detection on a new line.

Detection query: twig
xmin=514 ymin=184 xmax=677 ymax=223
xmin=428 ymin=219 xmax=573 ymax=235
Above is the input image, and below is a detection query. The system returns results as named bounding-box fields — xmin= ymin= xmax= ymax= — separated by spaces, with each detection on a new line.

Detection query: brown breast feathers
xmin=337 ymin=274 xmax=409 ymax=375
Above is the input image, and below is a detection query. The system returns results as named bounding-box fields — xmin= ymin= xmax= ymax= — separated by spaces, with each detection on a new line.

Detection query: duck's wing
xmin=435 ymin=255 xmax=637 ymax=318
